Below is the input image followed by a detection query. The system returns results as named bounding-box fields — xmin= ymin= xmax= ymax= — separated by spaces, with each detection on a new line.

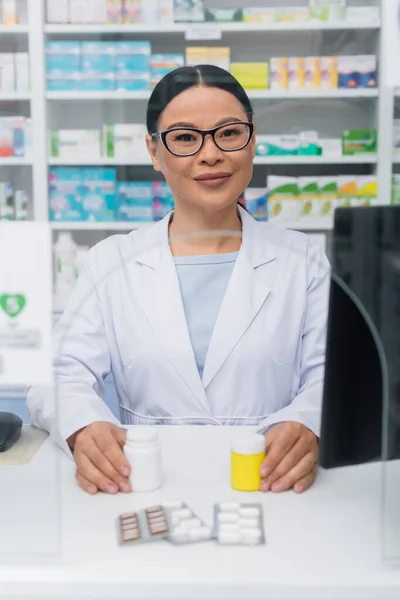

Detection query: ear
xmin=146 ymin=134 xmax=162 ymax=172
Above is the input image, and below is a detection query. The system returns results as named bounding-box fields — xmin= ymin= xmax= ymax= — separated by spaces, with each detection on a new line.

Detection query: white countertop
xmin=0 ymin=425 xmax=399 ymax=599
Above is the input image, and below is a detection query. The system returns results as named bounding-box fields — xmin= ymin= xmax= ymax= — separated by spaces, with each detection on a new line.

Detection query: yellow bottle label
xmin=231 ymin=451 xmax=265 ymax=492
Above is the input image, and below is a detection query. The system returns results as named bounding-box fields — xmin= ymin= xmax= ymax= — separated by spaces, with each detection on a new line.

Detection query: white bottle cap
xmin=231 ymin=433 xmax=265 ymax=456
xmin=126 ymin=427 xmax=158 ymax=445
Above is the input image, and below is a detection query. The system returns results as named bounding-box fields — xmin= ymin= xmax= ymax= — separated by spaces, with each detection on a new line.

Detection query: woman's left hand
xmin=260 ymin=422 xmax=319 ymax=494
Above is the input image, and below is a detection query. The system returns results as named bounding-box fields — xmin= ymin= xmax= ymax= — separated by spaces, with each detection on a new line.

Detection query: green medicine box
xmin=342 ymin=129 xmax=377 ymax=155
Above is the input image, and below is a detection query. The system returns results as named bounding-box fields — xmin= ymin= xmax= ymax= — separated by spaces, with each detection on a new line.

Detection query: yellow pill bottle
xmin=231 ymin=434 xmax=266 ymax=492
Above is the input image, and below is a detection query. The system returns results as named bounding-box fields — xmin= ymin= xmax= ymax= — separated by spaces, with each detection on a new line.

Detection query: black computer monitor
xmin=319 ymin=205 xmax=400 ymax=469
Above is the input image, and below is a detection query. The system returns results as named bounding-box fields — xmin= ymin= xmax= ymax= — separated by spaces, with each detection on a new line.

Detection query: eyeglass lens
xmin=164 ymin=123 xmax=251 ymax=155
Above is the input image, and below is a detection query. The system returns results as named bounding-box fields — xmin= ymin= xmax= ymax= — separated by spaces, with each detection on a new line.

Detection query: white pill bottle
xmin=124 ymin=427 xmax=163 ymax=493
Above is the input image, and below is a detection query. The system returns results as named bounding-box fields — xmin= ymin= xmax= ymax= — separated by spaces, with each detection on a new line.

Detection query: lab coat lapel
xmin=202 ymin=208 xmax=276 ymax=389
xmin=131 ymin=215 xmax=209 ymax=411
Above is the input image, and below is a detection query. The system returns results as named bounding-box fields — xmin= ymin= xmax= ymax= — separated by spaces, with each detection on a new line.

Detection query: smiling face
xmin=146 ymin=85 xmax=256 ymax=214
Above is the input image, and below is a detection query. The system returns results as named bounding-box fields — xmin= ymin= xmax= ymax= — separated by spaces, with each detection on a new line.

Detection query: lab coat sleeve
xmin=27 ymin=258 xmax=120 ymax=457
xmin=257 ymin=240 xmax=331 ymax=438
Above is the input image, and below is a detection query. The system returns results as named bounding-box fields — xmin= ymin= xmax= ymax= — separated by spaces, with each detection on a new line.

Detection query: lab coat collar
xmin=134 ymin=205 xmax=277 ymax=269
xmin=129 ymin=206 xmax=277 ymax=407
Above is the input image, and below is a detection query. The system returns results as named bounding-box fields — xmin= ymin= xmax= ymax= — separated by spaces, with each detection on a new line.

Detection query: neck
xmin=169 ymin=202 xmax=242 ymax=256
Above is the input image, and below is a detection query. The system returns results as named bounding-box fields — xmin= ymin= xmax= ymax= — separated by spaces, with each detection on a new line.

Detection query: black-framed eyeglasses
xmin=151 ymin=121 xmax=254 ymax=157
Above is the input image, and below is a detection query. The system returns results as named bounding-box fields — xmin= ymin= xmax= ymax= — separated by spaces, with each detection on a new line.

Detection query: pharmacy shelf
xmin=0 ymin=157 xmax=32 ymax=166
xmin=46 ymin=88 xmax=379 ymax=101
xmin=44 ymin=21 xmax=380 ymax=35
xmin=0 ymin=92 xmax=31 ymax=101
xmin=253 ymin=155 xmax=377 ymax=165
xmin=46 ymin=90 xmax=151 ymax=100
xmin=0 ymin=25 xmax=29 ymax=34
xmin=393 ymin=155 xmax=400 ymax=163
xmin=49 ymin=155 xmax=377 ymax=167
xmin=268 ymin=218 xmax=334 ymax=231
xmin=49 ymin=157 xmax=152 ymax=166
xmin=50 ymin=221 xmax=148 ymax=230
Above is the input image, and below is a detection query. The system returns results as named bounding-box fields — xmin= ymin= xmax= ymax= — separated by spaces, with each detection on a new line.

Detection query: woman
xmin=28 ymin=65 xmax=330 ymax=496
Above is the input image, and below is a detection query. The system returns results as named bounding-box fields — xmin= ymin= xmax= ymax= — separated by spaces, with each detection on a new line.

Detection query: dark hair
xmin=146 ymin=64 xmax=253 ymax=134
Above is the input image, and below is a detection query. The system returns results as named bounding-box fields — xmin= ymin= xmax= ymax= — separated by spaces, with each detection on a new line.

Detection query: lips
xmin=194 ymin=172 xmax=232 ymax=188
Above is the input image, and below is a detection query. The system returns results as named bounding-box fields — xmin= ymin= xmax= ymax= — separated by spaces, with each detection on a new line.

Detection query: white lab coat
xmin=27 ymin=207 xmax=330 ymax=455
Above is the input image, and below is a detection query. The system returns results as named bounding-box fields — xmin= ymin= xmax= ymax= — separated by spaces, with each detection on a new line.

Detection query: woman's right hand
xmin=67 ymin=422 xmax=132 ymax=495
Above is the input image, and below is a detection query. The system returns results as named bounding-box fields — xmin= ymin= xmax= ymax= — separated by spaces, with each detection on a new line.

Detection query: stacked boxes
xmin=46 ymin=0 xmax=174 ymax=24
xmin=267 ymin=55 xmax=376 ymax=91
xmin=49 ymin=168 xmax=177 ymax=223
xmin=186 ymin=47 xmax=231 ymax=71
xmin=230 ymin=63 xmax=269 ymax=90
xmin=46 ymin=41 xmax=158 ymax=91
xmin=0 ymin=117 xmax=32 ymax=158
xmin=0 ymin=184 xmax=29 ymax=221
xmin=267 ymin=174 xmax=379 ymax=223
xmin=151 ymin=54 xmax=184 ymax=88
xmin=114 ymin=41 xmax=151 ymax=91
xmin=0 ymin=53 xmax=29 ymax=93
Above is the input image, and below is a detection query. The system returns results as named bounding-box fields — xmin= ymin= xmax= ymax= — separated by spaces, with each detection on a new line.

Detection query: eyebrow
xmin=165 ymin=116 xmax=244 ymax=130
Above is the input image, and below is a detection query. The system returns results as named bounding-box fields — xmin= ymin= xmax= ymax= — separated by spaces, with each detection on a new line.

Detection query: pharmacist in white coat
xmin=28 ymin=65 xmax=330 ymax=497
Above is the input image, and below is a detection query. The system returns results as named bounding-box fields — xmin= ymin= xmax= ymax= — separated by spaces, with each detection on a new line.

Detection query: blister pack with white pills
xmin=163 ymin=500 xmax=212 ymax=544
xmin=212 ymin=503 xmax=265 ymax=545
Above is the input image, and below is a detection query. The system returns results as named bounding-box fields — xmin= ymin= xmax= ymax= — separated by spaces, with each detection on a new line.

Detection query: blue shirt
xmin=174 ymin=252 xmax=239 ymax=379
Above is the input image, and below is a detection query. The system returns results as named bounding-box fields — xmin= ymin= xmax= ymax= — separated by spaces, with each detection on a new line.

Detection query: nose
xmin=198 ymin=133 xmax=224 ymax=165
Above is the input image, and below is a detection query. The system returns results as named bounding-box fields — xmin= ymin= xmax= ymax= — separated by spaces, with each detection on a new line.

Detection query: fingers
xmin=82 ymin=437 xmax=131 ymax=493
xmin=261 ymin=424 xmax=301 ymax=478
xmin=95 ymin=426 xmax=131 ymax=478
xmin=73 ymin=423 xmax=131 ymax=495
xmin=75 ymin=452 xmax=120 ymax=494
xmin=261 ymin=436 xmax=310 ymax=491
xmin=267 ymin=452 xmax=317 ymax=493
xmin=294 ymin=469 xmax=317 ymax=494
xmin=76 ymin=472 xmax=98 ymax=495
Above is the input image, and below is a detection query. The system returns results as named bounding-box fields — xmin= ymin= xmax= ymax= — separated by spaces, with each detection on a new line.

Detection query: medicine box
xmin=81 ymin=42 xmax=115 ymax=73
xmin=0 ymin=118 xmax=15 ymax=157
xmin=317 ymin=176 xmax=337 ymax=218
xmin=255 ymin=135 xmax=299 ymax=157
xmin=0 ymin=183 xmax=14 ymax=220
xmin=320 ymin=56 xmax=338 ymax=89
xmin=104 ymin=123 xmax=147 ymax=159
xmin=299 ymin=176 xmax=320 ymax=218
xmin=49 ymin=168 xmax=87 ymax=222
xmin=151 ymin=54 xmax=184 ymax=88
xmin=174 ymin=0 xmax=205 ymax=22
xmin=288 ymin=57 xmax=305 ymax=90
xmin=141 ymin=0 xmax=158 ymax=23
xmin=276 ymin=7 xmax=309 ymax=22
xmin=116 ymin=182 xmax=153 ymax=221
xmin=269 ymin=58 xmax=288 ymax=90
xmin=107 ymin=0 xmax=124 ymax=23
xmin=205 ymin=8 xmax=243 ymax=22
xmin=299 ymin=131 xmax=320 ymax=156
xmin=342 ymin=129 xmax=377 ymax=155
xmin=2 ymin=0 xmax=18 ymax=24
xmin=304 ymin=57 xmax=321 ymax=90
xmin=114 ymin=41 xmax=151 ymax=72
xmin=46 ymin=41 xmax=81 ymax=72
xmin=230 ymin=63 xmax=269 ymax=90
xmin=0 ymin=54 xmax=15 ymax=93
xmin=244 ymin=188 xmax=267 ymax=221
xmin=356 ymin=55 xmax=377 ymax=88
xmin=47 ymin=0 xmax=69 ymax=23
xmin=152 ymin=182 xmax=174 ymax=221
xmin=338 ymin=56 xmax=357 ymax=89
xmin=50 ymin=130 xmax=102 ymax=159
xmin=242 ymin=7 xmax=276 ymax=22
xmin=267 ymin=175 xmax=300 ymax=222
xmin=15 ymin=53 xmax=30 ymax=93
xmin=124 ymin=0 xmax=141 ymax=23
xmin=81 ymin=168 xmax=116 ymax=222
